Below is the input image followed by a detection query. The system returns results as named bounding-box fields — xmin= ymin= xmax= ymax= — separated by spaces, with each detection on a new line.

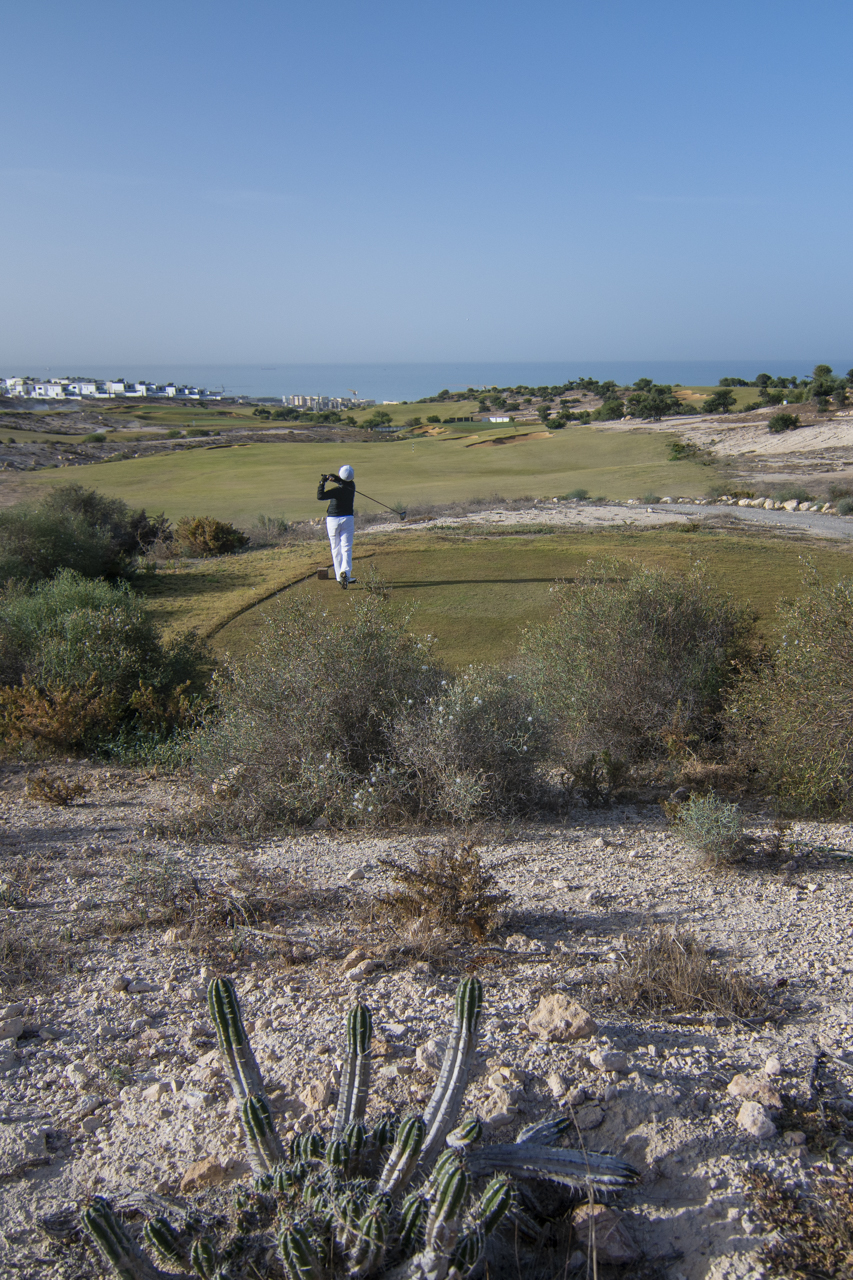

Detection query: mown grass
xmin=675 ymin=385 xmax=764 ymax=411
xmin=140 ymin=526 xmax=853 ymax=668
xmin=18 ymin=427 xmax=717 ymax=525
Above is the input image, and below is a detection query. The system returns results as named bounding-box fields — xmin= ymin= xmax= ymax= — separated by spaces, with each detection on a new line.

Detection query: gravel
xmin=0 ymin=762 xmax=851 ymax=1279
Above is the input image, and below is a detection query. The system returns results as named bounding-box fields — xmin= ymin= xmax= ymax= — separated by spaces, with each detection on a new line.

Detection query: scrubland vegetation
xmin=0 ymin=483 xmax=851 ymax=828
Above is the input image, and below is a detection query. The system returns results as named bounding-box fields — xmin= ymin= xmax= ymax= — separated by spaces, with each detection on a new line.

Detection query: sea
xmin=4 ymin=360 xmax=842 ymax=402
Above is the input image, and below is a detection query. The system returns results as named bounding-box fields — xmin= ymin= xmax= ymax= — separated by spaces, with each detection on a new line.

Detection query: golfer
xmin=318 ymin=465 xmax=356 ymax=588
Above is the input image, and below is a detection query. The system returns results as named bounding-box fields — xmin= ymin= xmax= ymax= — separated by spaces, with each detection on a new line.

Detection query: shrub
xmin=674 ymin=790 xmax=744 ymax=864
xmin=838 ymin=497 xmax=853 ymax=516
xmin=174 ymin=515 xmax=249 ymax=556
xmin=612 ymin=926 xmax=765 ymax=1018
xmin=727 ymin=571 xmax=853 ymax=813
xmin=82 ymin=432 xmax=107 ymax=443
xmin=185 ymin=427 xmax=210 ymax=437
xmin=565 ymin=488 xmax=589 ymax=500
xmin=590 ymin=398 xmax=624 ymax=421
xmin=767 ymin=412 xmax=800 ymax=433
xmin=0 ymin=570 xmax=207 ymax=755
xmin=0 ymin=484 xmax=168 ymax=583
xmin=520 ymin=563 xmax=754 ymax=768
xmin=190 ymin=595 xmax=547 ymax=831
xmin=377 ymin=838 xmax=508 ymax=941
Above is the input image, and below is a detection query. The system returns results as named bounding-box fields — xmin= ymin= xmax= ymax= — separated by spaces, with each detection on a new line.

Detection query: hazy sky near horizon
xmin=2 ymin=0 xmax=851 ymax=366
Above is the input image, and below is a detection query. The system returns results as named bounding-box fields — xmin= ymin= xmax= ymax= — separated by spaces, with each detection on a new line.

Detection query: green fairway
xmin=21 ymin=427 xmax=717 ymax=525
xmin=155 ymin=525 xmax=853 ymax=668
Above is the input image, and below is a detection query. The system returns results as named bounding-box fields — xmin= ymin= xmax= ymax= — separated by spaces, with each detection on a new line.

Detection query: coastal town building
xmin=0 ymin=377 xmax=212 ymax=401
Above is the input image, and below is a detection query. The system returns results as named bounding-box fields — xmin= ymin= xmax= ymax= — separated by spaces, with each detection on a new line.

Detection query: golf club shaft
xmin=355 ymin=488 xmax=399 ymax=515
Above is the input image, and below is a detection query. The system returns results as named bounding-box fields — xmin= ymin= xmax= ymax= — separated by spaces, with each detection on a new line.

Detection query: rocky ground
xmin=1 ymin=764 xmax=852 ymax=1280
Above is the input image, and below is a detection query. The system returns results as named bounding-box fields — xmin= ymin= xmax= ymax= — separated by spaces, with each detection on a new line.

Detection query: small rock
xmin=546 ymin=1071 xmax=567 ymax=1099
xmin=130 ymin=1017 xmax=151 ymax=1034
xmin=311 ymin=815 xmax=330 ymax=830
xmin=182 ymin=1088 xmax=213 ymax=1110
xmin=142 ymin=1082 xmax=170 ymax=1103
xmin=567 ymin=1251 xmax=586 ymax=1272
xmin=527 ymin=994 xmax=597 ymax=1042
xmin=180 ymin=1155 xmax=226 ymax=1193
xmin=163 ymin=925 xmax=190 ymax=946
xmin=345 ymin=959 xmax=376 ymax=979
xmin=346 ymin=867 xmax=365 ymax=883
xmin=111 ymin=976 xmax=131 ymax=992
xmin=566 ymin=1085 xmax=586 ymax=1106
xmin=572 ymin=1205 xmax=640 ymax=1265
xmin=0 ymin=1017 xmax=25 ymax=1041
xmin=783 ymin=1129 xmax=807 ymax=1146
xmin=80 ymin=1114 xmax=106 ymax=1135
xmin=574 ymin=1103 xmax=604 ymax=1130
xmin=300 ymin=1079 xmax=332 ymax=1111
xmin=737 ymin=1100 xmax=777 ymax=1139
xmin=341 ymin=948 xmax=368 ymax=973
xmin=764 ymin=1054 xmax=782 ymax=1077
xmin=77 ymin=1095 xmax=104 ymax=1117
xmin=590 ymin=1049 xmax=629 ymax=1074
xmin=126 ymin=979 xmax=158 ymax=994
xmin=0 ymin=1003 xmax=24 ymax=1020
xmin=415 ymin=1039 xmax=446 ymax=1071
xmin=726 ymin=1073 xmax=782 ymax=1109
xmin=65 ymin=1062 xmax=91 ymax=1088
xmin=38 ymin=1026 xmax=61 ymax=1041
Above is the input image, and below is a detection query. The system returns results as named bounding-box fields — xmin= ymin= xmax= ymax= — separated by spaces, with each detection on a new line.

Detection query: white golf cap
xmin=339 ymin=465 xmax=354 ymax=480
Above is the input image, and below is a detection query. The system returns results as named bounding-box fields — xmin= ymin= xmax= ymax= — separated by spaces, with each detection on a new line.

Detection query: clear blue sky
xmin=2 ymin=0 xmax=851 ymax=366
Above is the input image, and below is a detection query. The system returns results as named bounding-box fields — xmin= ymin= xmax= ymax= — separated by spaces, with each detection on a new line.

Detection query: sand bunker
xmin=466 ymin=431 xmax=553 ymax=448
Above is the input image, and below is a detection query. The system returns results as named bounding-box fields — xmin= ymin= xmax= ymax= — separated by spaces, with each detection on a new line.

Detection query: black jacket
xmin=317 ymin=477 xmax=355 ymax=517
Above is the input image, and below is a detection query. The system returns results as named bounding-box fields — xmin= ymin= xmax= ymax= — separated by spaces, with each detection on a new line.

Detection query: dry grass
xmin=24 ymin=771 xmax=90 ymax=806
xmin=376 ymin=837 xmax=509 ymax=942
xmin=747 ymin=1166 xmax=853 ymax=1280
xmin=610 ymin=926 xmax=767 ymax=1020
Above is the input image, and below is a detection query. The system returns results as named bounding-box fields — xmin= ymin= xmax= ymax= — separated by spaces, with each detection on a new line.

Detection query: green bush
xmin=0 ymin=485 xmax=169 ymax=583
xmin=768 ymin=412 xmax=801 ymax=433
xmin=675 ymin=791 xmax=744 ymax=865
xmin=838 ymin=497 xmax=853 ymax=516
xmin=190 ymin=595 xmax=547 ymax=831
xmin=566 ymin=488 xmax=590 ymax=501
xmin=185 ymin=427 xmax=211 ymax=437
xmin=521 ymin=563 xmax=754 ymax=768
xmin=174 ymin=516 xmax=249 ymax=556
xmin=82 ymin=432 xmax=107 ymax=443
xmin=590 ymin=399 xmax=624 ymax=421
xmin=727 ymin=572 xmax=853 ymax=813
xmin=0 ymin=570 xmax=207 ymax=755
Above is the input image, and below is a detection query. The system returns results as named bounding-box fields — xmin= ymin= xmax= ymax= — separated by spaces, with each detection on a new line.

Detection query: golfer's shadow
xmin=389 ymin=577 xmax=570 ymax=589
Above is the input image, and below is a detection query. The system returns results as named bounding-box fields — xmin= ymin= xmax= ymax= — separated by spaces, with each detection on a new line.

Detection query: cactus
xmin=82 ymin=976 xmax=639 ymax=1280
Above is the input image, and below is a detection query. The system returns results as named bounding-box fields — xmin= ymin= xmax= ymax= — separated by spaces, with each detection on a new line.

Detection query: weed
xmin=362 ymin=564 xmax=393 ymax=599
xmin=839 ymin=497 xmax=853 ymax=516
xmin=376 ymin=837 xmax=509 ymax=941
xmin=562 ymin=749 xmax=628 ymax=807
xmin=746 ymin=1166 xmax=853 ymax=1280
xmin=674 ymin=791 xmax=744 ymax=865
xmin=611 ymin=926 xmax=766 ymax=1019
xmin=566 ymin=488 xmax=590 ymax=501
xmin=641 ymin=492 xmax=661 ymax=504
xmin=25 ymin=771 xmax=89 ymax=806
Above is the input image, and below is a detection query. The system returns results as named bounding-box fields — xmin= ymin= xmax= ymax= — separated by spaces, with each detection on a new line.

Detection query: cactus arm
xmin=514 ymin=1116 xmax=574 ymax=1146
xmin=189 ymin=1238 xmax=218 ymax=1280
xmin=332 ymin=1004 xmax=373 ymax=1137
xmin=348 ymin=1193 xmax=390 ymax=1277
xmin=472 ymin=1176 xmax=514 ymax=1235
xmin=208 ymin=977 xmax=267 ymax=1102
xmin=81 ymin=1199 xmax=181 ymax=1280
xmin=424 ymin=1159 xmax=470 ymax=1255
xmin=377 ymin=1115 xmax=426 ymax=1194
xmin=465 ymin=1145 xmax=639 ymax=1191
xmin=445 ymin=1116 xmax=482 ymax=1151
xmin=240 ymin=1095 xmax=287 ymax=1175
xmin=142 ymin=1218 xmax=187 ymax=1268
xmin=420 ymin=979 xmax=482 ymax=1167
xmin=278 ymin=1223 xmax=324 ymax=1280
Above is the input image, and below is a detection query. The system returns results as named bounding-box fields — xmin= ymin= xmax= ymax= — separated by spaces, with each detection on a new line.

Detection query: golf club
xmin=356 ymin=489 xmax=406 ymax=520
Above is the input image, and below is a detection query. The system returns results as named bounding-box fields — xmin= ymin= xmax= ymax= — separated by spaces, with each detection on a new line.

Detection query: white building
xmin=32 ymin=382 xmax=66 ymax=399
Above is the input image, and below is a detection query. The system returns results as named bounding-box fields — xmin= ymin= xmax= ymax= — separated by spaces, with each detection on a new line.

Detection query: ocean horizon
xmin=2 ymin=359 xmax=844 ymax=403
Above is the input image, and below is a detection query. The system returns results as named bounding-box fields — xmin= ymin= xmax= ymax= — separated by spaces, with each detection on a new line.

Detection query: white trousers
xmin=326 ymin=515 xmax=354 ymax=579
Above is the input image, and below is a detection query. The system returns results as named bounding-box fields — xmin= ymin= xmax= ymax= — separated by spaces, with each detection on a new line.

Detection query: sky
xmin=2 ymin=0 xmax=852 ymax=367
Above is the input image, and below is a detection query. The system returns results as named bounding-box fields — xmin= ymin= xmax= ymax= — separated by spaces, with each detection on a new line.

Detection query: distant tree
xmin=813 ymin=364 xmax=833 ymax=381
xmin=626 ymin=384 xmax=681 ymax=421
xmin=633 ymin=377 xmax=653 ymax=392
xmin=591 ymin=399 xmax=625 ymax=421
xmin=719 ymin=377 xmax=749 ymax=387
xmin=703 ymin=389 xmax=737 ymax=414
xmin=537 ymin=405 xmax=551 ymax=422
xmin=426 ymin=414 xmax=441 ymax=423
xmin=754 ymin=373 xmax=773 ymax=388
